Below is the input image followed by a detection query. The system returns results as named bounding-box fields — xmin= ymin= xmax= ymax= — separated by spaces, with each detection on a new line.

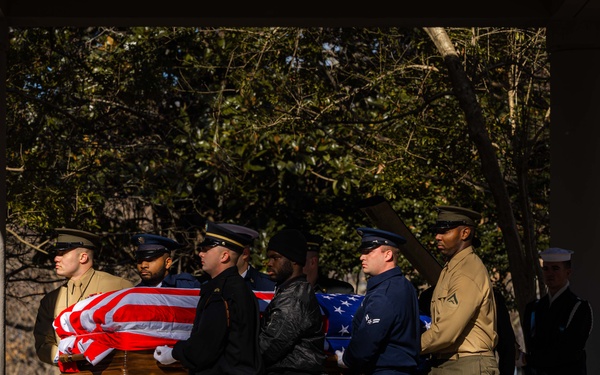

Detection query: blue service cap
xmin=131 ymin=234 xmax=181 ymax=260
xmin=200 ymin=221 xmax=256 ymax=253
xmin=539 ymin=247 xmax=574 ymax=262
xmin=356 ymin=227 xmax=406 ymax=253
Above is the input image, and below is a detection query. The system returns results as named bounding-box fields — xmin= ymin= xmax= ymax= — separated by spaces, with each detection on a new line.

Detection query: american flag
xmin=54 ymin=287 xmax=364 ymax=371
xmin=254 ymin=291 xmax=364 ymax=354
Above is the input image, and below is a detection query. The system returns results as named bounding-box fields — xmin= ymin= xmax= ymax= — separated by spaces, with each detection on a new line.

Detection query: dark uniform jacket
xmin=172 ymin=266 xmax=263 ymax=375
xmin=136 ymin=272 xmax=201 ymax=288
xmin=494 ymin=289 xmax=516 ymax=375
xmin=523 ymin=286 xmax=593 ymax=375
xmin=244 ymin=265 xmax=276 ymax=291
xmin=259 ymin=275 xmax=326 ymax=374
xmin=313 ymin=274 xmax=354 ymax=294
xmin=343 ymin=266 xmax=420 ymax=374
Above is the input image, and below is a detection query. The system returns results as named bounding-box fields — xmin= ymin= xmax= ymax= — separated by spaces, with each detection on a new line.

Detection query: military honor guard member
xmin=420 ymin=206 xmax=499 ymax=375
xmin=131 ymin=233 xmax=201 ymax=288
xmin=303 ymin=232 xmax=355 ymax=294
xmin=34 ymin=228 xmax=133 ymax=366
xmin=153 ymin=221 xmax=263 ymax=374
xmin=219 ymin=222 xmax=276 ymax=291
xmin=336 ymin=227 xmax=420 ymax=375
xmin=521 ymin=248 xmax=593 ymax=375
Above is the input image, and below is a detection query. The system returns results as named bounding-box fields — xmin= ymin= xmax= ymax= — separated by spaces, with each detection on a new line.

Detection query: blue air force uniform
xmin=345 ymin=267 xmax=421 ymax=374
xmin=131 ymin=233 xmax=201 ymax=289
xmin=243 ymin=264 xmax=276 ymax=291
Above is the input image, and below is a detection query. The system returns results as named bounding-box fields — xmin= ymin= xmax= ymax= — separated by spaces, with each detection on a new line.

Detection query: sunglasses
xmin=198 ymin=238 xmax=227 ymax=252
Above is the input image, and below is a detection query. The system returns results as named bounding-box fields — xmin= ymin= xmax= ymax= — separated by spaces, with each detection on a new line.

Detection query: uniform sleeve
xmin=421 ymin=273 xmax=481 ymax=354
xmin=259 ymin=292 xmax=305 ymax=365
xmin=172 ymin=296 xmax=229 ymax=371
xmin=344 ymin=291 xmax=397 ymax=369
xmin=33 ymin=293 xmax=58 ymax=365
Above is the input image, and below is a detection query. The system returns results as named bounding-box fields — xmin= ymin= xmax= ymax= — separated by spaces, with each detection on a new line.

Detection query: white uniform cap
xmin=539 ymin=247 xmax=574 ymax=262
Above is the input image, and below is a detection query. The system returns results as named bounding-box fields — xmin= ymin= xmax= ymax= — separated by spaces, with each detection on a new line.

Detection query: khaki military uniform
xmin=421 ymin=246 xmax=498 ymax=359
xmin=33 ymin=268 xmax=133 ymax=365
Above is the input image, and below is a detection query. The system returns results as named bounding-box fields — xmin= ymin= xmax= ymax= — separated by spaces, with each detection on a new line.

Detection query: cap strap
xmin=206 ymin=232 xmax=244 ymax=249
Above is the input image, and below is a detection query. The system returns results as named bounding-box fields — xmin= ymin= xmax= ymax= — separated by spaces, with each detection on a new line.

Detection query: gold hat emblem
xmin=138 ymin=236 xmax=145 ymax=244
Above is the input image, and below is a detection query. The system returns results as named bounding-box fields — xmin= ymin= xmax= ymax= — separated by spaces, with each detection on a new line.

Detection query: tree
xmin=5 ymin=27 xmax=549 ymax=373
xmin=424 ymin=27 xmax=549 ymax=317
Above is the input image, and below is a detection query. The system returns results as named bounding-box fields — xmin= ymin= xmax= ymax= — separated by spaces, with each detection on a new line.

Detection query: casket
xmin=55 ymin=287 xmax=361 ymax=374
xmin=59 ymin=350 xmax=347 ymax=375
xmin=59 ymin=349 xmax=187 ymax=374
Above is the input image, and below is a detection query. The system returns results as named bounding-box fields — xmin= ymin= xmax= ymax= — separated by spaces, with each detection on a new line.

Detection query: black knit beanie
xmin=267 ymin=229 xmax=307 ymax=266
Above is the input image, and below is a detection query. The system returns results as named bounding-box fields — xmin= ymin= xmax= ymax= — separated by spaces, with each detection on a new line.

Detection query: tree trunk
xmin=423 ymin=27 xmax=538 ymax=320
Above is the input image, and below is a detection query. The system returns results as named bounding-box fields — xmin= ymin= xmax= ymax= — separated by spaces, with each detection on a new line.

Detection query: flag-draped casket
xmin=54 ymin=287 xmax=363 ymax=373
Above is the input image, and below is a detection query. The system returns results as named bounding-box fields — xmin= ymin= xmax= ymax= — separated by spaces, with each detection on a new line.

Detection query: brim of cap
xmin=135 ymin=249 xmax=169 ymax=260
xmin=51 ymin=246 xmax=79 ymax=254
xmin=358 ymin=242 xmax=382 ymax=253
xmin=429 ymin=223 xmax=463 ymax=232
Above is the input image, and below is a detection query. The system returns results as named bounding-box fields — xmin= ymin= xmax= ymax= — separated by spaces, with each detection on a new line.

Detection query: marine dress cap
xmin=431 ymin=205 xmax=482 ymax=230
xmin=131 ymin=234 xmax=181 ymax=260
xmin=200 ymin=221 xmax=255 ymax=253
xmin=267 ymin=229 xmax=308 ymax=265
xmin=218 ymin=223 xmax=259 ymax=242
xmin=52 ymin=228 xmax=101 ymax=252
xmin=356 ymin=227 xmax=407 ymax=253
xmin=539 ymin=247 xmax=574 ymax=262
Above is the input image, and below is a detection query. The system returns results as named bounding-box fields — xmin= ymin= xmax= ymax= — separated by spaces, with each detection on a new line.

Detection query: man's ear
xmin=165 ymin=256 xmax=173 ymax=270
xmin=384 ymin=248 xmax=394 ymax=262
xmin=461 ymin=226 xmax=472 ymax=240
xmin=242 ymin=248 xmax=251 ymax=261
xmin=79 ymin=250 xmax=90 ymax=264
xmin=221 ymin=249 xmax=231 ymax=263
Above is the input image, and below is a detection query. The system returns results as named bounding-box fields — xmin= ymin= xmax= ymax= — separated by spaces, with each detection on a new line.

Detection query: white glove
xmin=154 ymin=345 xmax=177 ymax=365
xmin=335 ymin=347 xmax=348 ymax=368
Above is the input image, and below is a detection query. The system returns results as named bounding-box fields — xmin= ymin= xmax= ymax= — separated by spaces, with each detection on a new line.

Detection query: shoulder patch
xmin=365 ymin=313 xmax=381 ymax=324
xmin=446 ymin=293 xmax=458 ymax=305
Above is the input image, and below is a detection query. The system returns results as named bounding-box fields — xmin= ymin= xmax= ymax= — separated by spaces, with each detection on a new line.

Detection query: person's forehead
xmin=266 ymin=249 xmax=284 ymax=257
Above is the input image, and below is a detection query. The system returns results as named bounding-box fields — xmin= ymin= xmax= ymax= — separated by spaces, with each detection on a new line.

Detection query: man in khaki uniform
xmin=33 ymin=228 xmax=133 ymax=367
xmin=421 ymin=206 xmax=499 ymax=375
